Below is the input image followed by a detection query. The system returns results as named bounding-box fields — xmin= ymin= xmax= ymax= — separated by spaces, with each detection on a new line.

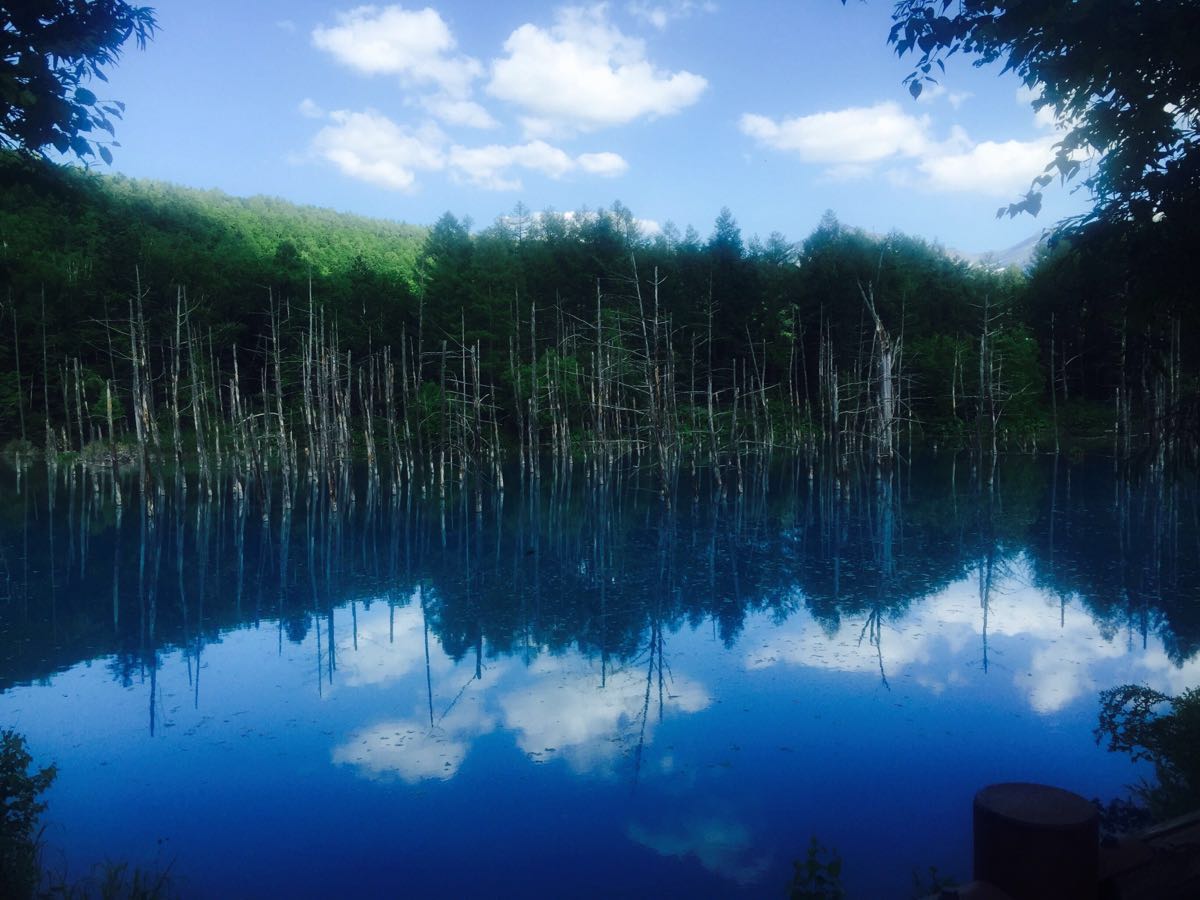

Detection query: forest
xmin=0 ymin=149 xmax=1196 ymax=496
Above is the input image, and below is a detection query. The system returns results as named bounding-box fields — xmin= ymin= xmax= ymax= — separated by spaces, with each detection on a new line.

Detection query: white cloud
xmin=298 ymin=98 xmax=325 ymax=119
xmin=330 ymin=600 xmax=504 ymax=783
xmin=449 ymin=141 xmax=628 ymax=190
xmin=635 ymin=216 xmax=662 ymax=237
xmin=312 ymin=5 xmax=482 ymax=97
xmin=627 ymin=816 xmax=772 ymax=885
xmin=742 ymin=553 xmax=1200 ymax=716
xmin=310 ymin=108 xmax=627 ymax=191
xmin=312 ymin=5 xmax=498 ymax=129
xmin=487 ymin=5 xmax=707 ymax=137
xmin=1016 ymin=84 xmax=1042 ymax=106
xmin=577 ymin=151 xmax=630 ymax=176
xmin=1034 ymin=106 xmax=1060 ymax=130
xmin=917 ymin=82 xmax=972 ymax=109
xmin=500 ymin=208 xmax=656 ymax=237
xmin=919 ymin=136 xmax=1057 ymax=196
xmin=627 ymin=1 xmax=717 ymax=30
xmin=449 ymin=140 xmax=575 ymax=190
xmin=331 ymin=671 xmax=502 ymax=782
xmin=333 ymin=718 xmax=472 ymax=782
xmin=311 ymin=110 xmax=447 ymax=191
xmin=421 ymin=95 xmax=499 ymax=129
xmin=499 ymin=654 xmax=710 ymax=773
xmin=739 ymin=102 xmax=933 ymax=166
xmin=1017 ymin=85 xmax=1059 ymax=130
xmin=333 ymin=596 xmax=452 ymax=687
xmin=741 ymin=100 xmax=1060 ymax=195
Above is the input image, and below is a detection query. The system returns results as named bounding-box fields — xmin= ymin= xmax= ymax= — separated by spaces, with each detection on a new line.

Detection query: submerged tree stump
xmin=973 ymin=782 xmax=1099 ymax=900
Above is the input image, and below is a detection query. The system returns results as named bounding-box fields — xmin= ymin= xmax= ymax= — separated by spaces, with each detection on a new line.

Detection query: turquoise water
xmin=1 ymin=455 xmax=1194 ymax=897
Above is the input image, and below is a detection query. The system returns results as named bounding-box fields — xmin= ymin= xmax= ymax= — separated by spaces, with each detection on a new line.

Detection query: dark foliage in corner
xmin=1096 ymin=685 xmax=1200 ymax=821
xmin=0 ymin=2 xmax=157 ymax=163
xmin=867 ymin=1 xmax=1200 ymax=229
xmin=0 ymin=729 xmax=57 ymax=898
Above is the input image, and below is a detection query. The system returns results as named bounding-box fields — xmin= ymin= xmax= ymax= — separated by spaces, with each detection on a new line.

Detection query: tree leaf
xmin=0 ymin=8 xmax=152 ymax=162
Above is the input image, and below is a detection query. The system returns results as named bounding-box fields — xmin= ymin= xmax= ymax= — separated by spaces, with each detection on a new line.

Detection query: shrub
xmin=0 ymin=730 xmax=57 ymax=899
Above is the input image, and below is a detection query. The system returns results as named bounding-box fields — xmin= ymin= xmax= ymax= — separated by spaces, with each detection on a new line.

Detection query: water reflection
xmin=0 ymin=453 xmax=1196 ymax=896
xmin=744 ymin=554 xmax=1200 ymax=713
xmin=326 ymin=598 xmax=713 ymax=785
xmin=627 ymin=815 xmax=772 ymax=885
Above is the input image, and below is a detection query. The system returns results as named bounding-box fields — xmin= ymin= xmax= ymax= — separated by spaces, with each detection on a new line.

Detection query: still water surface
xmin=1 ymin=454 xmax=1196 ymax=897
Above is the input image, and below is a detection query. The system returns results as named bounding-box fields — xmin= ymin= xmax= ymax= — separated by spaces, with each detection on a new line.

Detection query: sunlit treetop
xmin=1 ymin=1 xmax=157 ymax=164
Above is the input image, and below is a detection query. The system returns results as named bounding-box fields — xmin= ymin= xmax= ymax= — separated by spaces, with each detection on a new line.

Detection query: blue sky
xmin=94 ymin=1 xmax=1089 ymax=253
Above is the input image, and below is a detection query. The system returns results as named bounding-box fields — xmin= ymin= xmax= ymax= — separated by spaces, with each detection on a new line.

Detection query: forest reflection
xmin=1 ymin=452 xmax=1196 ymax=750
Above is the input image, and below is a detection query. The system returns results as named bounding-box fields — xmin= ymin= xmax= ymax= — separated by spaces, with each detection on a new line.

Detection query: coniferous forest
xmin=1 ymin=150 xmax=1195 ymax=497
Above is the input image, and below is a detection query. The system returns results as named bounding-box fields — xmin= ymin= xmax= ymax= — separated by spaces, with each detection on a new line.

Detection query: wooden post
xmin=973 ymin=782 xmax=1098 ymax=900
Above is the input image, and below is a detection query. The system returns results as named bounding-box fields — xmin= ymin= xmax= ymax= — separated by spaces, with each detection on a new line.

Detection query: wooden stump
xmin=973 ymin=782 xmax=1099 ymax=900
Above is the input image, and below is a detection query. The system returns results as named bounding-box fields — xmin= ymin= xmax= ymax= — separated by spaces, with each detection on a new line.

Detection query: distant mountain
xmin=950 ymin=232 xmax=1047 ymax=271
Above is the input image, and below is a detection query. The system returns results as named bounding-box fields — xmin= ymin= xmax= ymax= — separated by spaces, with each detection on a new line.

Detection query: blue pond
xmin=0 ymin=454 xmax=1194 ymax=897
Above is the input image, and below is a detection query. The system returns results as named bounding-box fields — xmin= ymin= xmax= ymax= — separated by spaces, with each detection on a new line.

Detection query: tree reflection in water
xmin=0 ymin=451 xmax=1196 ymax=896
xmin=0 ymin=452 xmax=1195 ymax=707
